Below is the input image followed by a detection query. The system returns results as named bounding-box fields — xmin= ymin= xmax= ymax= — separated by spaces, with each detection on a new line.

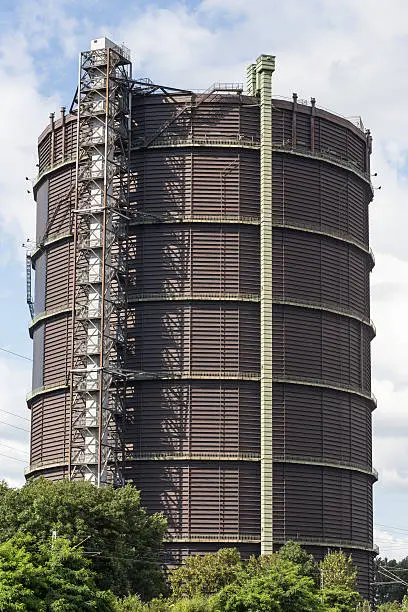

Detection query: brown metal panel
xmin=272 ymin=106 xmax=292 ymax=145
xmin=47 ymin=168 xmax=74 ymax=236
xmin=277 ymin=463 xmax=372 ymax=543
xmin=273 ymin=305 xmax=371 ymax=390
xmin=35 ymin=181 xmax=49 ymax=243
xmin=43 ymin=317 xmax=71 ymax=386
xmin=38 ymin=132 xmax=51 ymax=173
xmin=128 ymin=224 xmax=259 ymax=296
xmin=127 ymin=461 xmax=260 ymax=539
xmin=29 ymin=391 xmax=69 ymax=467
xmin=30 ymin=397 xmax=44 ymax=464
xmin=45 ymin=241 xmax=73 ymax=310
xmin=272 ymin=227 xmax=371 ymax=318
xmin=127 ymin=302 xmax=259 ymax=375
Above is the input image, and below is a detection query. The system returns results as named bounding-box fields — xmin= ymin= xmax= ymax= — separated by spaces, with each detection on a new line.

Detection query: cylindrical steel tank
xmin=29 ymin=90 xmax=375 ymax=597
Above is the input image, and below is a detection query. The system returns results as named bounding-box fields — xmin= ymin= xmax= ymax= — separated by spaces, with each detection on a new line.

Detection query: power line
xmin=376 ymin=523 xmax=408 ymax=534
xmin=0 ymin=347 xmax=32 ymax=362
xmin=0 ymin=420 xmax=28 ymax=433
xmin=0 ymin=409 xmax=29 ymax=422
xmin=82 ymin=551 xmax=168 ymax=565
xmin=0 ymin=442 xmax=28 ymax=455
xmin=0 ymin=452 xmax=26 ymax=463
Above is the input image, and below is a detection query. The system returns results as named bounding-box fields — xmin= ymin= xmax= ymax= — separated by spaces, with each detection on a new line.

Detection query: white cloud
xmin=374 ymin=527 xmax=408 ymax=561
xmin=371 ymin=255 xmax=408 ymax=386
xmin=0 ymin=31 xmax=59 ymax=248
xmin=12 ymin=0 xmax=80 ymax=58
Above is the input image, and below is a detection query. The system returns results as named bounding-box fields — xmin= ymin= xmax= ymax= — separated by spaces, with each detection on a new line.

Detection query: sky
xmin=1 ymin=0 xmax=408 ymax=561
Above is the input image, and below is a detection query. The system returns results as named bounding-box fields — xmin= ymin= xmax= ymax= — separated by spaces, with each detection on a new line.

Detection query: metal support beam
xmin=256 ymin=54 xmax=275 ymax=555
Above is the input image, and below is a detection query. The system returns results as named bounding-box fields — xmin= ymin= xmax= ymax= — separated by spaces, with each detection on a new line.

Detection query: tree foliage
xmin=0 ymin=478 xmax=167 ymax=599
xmin=168 ymin=548 xmax=242 ymax=599
xmin=0 ymin=533 xmax=115 ymax=611
xmin=377 ymin=597 xmax=408 ymax=611
xmin=215 ymin=557 xmax=323 ymax=612
xmin=356 ymin=602 xmax=373 ymax=611
xmin=277 ymin=540 xmax=320 ymax=583
xmin=167 ymin=544 xmax=368 ymax=612
xmin=319 ymin=550 xmax=361 ymax=611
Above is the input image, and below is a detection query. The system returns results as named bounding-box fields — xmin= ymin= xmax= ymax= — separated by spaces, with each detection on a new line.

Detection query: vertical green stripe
xmin=246 ymin=63 xmax=257 ymax=96
xmin=256 ymin=54 xmax=275 ymax=555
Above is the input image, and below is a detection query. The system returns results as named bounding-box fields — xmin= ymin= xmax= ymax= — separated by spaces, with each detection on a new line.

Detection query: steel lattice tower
xmin=69 ymin=39 xmax=131 ymax=485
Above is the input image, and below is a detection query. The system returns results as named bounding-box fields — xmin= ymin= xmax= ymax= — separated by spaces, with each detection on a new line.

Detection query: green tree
xmin=0 ymin=479 xmax=167 ymax=599
xmin=319 ymin=550 xmax=361 ymax=611
xmin=215 ymin=557 xmax=323 ymax=612
xmin=0 ymin=535 xmax=44 ymax=611
xmin=168 ymin=548 xmax=242 ymax=599
xmin=278 ymin=541 xmax=319 ymax=583
xmin=114 ymin=595 xmax=172 ymax=611
xmin=356 ymin=601 xmax=372 ymax=611
xmin=171 ymin=596 xmax=218 ymax=612
xmin=114 ymin=595 xmax=147 ymax=612
xmin=0 ymin=533 xmax=116 ymax=611
xmin=382 ymin=597 xmax=408 ymax=610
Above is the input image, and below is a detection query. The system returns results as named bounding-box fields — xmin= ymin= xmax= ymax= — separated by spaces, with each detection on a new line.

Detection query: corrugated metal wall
xmin=28 ymin=112 xmax=75 ymax=478
xmin=29 ymin=93 xmax=374 ymax=597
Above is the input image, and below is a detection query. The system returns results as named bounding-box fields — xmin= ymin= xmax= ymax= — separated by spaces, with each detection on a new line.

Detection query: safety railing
xmin=272 ymin=454 xmax=378 ymax=479
xmin=129 ymin=291 xmax=260 ymax=303
xmin=272 ymin=375 xmax=376 ymax=406
xmin=129 ymin=213 xmax=260 ymax=226
xmin=27 ymin=382 xmax=69 ymax=403
xmin=273 ymin=296 xmax=375 ymax=335
xmin=34 ymin=156 xmax=76 ymax=187
xmin=133 ymin=134 xmax=261 ymax=150
xmin=166 ymin=533 xmax=260 ymax=543
xmin=273 ymin=535 xmax=378 ymax=554
xmin=128 ymin=451 xmax=260 ymax=461
xmin=25 ymin=458 xmax=68 ymax=475
xmin=29 ymin=306 xmax=71 ymax=330
xmin=272 ymin=143 xmax=371 ymax=185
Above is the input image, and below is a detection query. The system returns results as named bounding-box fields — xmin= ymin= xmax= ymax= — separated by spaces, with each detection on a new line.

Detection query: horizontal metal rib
xmin=124 ymin=371 xmax=260 ymax=382
xmin=273 ymin=298 xmax=375 ymax=336
xmin=33 ymin=157 xmax=76 ymax=190
xmin=128 ymin=292 xmax=260 ymax=303
xmin=127 ymin=452 xmax=377 ymax=478
xmin=272 ymin=376 xmax=376 ymax=406
xmin=29 ymin=307 xmax=71 ymax=334
xmin=127 ymin=452 xmax=260 ymax=462
xmin=273 ymin=455 xmax=377 ymax=479
xmin=129 ymin=214 xmax=260 ymax=226
xmin=25 ymin=459 xmax=68 ymax=476
xmin=164 ymin=533 xmax=261 ymax=543
xmin=27 ymin=383 xmax=68 ymax=404
xmin=273 ymin=222 xmax=373 ymax=261
xmin=132 ymin=136 xmax=261 ymax=151
xmin=272 ymin=144 xmax=372 ymax=187
xmin=272 ymin=537 xmax=378 ymax=554
xmin=31 ymin=231 xmax=73 ymax=262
